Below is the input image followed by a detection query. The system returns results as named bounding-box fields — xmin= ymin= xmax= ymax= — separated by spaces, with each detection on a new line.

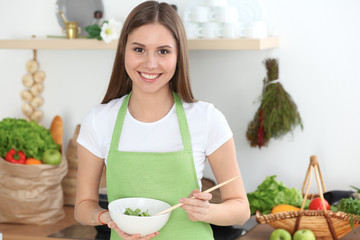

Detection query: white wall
xmin=1 ymin=0 xmax=359 ymax=194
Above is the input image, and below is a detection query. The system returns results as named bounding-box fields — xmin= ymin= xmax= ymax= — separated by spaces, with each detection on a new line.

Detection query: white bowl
xmin=108 ymin=198 xmax=171 ymax=237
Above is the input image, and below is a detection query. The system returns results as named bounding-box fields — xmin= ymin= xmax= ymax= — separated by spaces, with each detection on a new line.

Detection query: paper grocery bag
xmin=0 ymin=155 xmax=68 ymax=225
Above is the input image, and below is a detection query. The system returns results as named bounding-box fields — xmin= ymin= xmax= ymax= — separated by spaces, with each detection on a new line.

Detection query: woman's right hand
xmin=107 ymin=220 xmax=160 ymax=240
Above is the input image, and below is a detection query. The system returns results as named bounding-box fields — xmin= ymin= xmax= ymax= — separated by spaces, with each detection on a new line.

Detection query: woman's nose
xmin=144 ymin=53 xmax=158 ymax=69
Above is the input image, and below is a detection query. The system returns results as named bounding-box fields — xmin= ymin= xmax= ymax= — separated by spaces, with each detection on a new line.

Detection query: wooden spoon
xmin=153 ymin=176 xmax=241 ymax=216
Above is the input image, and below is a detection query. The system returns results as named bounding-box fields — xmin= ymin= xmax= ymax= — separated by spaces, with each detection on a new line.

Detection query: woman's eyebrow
xmin=131 ymin=42 xmax=145 ymax=47
xmin=131 ymin=42 xmax=173 ymax=49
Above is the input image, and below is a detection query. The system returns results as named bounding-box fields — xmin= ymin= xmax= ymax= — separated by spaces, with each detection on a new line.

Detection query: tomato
xmin=309 ymin=197 xmax=330 ymax=210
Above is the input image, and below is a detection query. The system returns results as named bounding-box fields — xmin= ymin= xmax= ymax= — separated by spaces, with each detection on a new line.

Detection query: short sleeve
xmin=77 ymin=107 xmax=104 ymax=158
xmin=205 ymin=105 xmax=233 ymax=156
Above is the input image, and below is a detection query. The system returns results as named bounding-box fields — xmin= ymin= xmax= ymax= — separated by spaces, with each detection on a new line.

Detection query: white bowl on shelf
xmin=108 ymin=198 xmax=171 ymax=237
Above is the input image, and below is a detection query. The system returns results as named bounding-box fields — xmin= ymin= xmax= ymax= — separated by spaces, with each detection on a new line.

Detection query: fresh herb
xmin=335 ymin=197 xmax=360 ymax=229
xmin=124 ymin=208 xmax=150 ymax=217
xmin=247 ymin=175 xmax=309 ymax=215
xmin=0 ymin=118 xmax=59 ymax=159
xmin=350 ymin=185 xmax=360 ymax=193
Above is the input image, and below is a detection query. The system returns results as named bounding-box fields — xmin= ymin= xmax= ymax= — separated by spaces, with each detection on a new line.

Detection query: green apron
xmin=106 ymin=92 xmax=214 ymax=240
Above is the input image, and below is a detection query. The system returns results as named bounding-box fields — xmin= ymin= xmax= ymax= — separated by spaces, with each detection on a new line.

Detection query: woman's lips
xmin=138 ymin=71 xmax=162 ymax=82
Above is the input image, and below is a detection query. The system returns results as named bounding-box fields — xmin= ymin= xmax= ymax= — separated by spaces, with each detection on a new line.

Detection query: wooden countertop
xmin=0 ymin=206 xmax=77 ymax=240
xmin=1 ymin=206 xmax=359 ymax=240
xmin=238 ymin=223 xmax=360 ymax=240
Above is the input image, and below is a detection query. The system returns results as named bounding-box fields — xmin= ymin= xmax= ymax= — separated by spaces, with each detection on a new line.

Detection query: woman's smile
xmin=138 ymin=71 xmax=163 ymax=82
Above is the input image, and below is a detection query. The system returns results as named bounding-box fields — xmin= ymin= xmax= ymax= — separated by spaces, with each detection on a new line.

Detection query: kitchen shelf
xmin=0 ymin=37 xmax=278 ymax=50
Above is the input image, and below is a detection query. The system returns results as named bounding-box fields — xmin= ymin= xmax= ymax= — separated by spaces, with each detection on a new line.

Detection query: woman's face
xmin=125 ymin=23 xmax=178 ymax=95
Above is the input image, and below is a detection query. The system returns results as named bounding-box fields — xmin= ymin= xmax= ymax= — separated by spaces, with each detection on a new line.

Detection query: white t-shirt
xmin=77 ymin=94 xmax=233 ymax=188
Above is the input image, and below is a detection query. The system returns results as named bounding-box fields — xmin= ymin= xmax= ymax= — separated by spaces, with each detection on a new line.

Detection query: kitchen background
xmin=0 ymin=0 xmax=359 ymax=194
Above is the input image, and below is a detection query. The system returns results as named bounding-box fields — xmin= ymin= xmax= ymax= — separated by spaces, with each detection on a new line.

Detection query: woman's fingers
xmin=108 ymin=220 xmax=159 ymax=239
xmin=184 ymin=190 xmax=213 ymax=202
xmin=112 ymin=225 xmax=139 ymax=239
xmin=143 ymin=232 xmax=160 ymax=239
xmin=187 ymin=189 xmax=201 ymax=197
xmin=180 ymin=190 xmax=212 ymax=221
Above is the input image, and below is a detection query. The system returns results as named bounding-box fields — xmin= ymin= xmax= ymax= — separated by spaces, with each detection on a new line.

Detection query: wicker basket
xmin=256 ymin=155 xmax=360 ymax=239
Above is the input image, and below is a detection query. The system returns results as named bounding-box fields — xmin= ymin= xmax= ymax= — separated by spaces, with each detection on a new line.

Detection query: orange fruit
xmin=25 ymin=158 xmax=42 ymax=165
xmin=271 ymin=204 xmax=300 ymax=214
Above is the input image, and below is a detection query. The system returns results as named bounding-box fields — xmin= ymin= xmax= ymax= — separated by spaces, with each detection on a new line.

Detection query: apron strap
xmin=109 ymin=92 xmax=193 ymax=152
xmin=173 ymin=92 xmax=192 ymax=152
xmin=109 ymin=93 xmax=130 ymax=151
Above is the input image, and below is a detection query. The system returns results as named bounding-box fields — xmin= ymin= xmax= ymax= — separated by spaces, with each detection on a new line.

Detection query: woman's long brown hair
xmin=102 ymin=1 xmax=195 ymax=104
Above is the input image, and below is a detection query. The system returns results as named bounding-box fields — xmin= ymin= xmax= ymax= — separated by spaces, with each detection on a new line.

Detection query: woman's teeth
xmin=140 ymin=72 xmax=160 ymax=80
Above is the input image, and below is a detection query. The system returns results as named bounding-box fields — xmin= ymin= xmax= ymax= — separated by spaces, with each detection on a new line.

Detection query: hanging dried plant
xmin=246 ymin=58 xmax=303 ymax=148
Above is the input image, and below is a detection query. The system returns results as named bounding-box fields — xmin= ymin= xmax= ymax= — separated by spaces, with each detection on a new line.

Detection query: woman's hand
xmin=180 ymin=189 xmax=212 ymax=222
xmin=107 ymin=220 xmax=159 ymax=240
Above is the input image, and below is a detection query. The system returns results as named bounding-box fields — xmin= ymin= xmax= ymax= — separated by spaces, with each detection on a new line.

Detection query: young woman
xmin=75 ymin=1 xmax=250 ymax=240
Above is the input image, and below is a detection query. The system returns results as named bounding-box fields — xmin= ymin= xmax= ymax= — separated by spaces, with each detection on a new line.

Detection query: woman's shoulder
xmin=183 ymin=100 xmax=218 ymax=117
xmin=82 ymin=96 xmax=126 ymax=123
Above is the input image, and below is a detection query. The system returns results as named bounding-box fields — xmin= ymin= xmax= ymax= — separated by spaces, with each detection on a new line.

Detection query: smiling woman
xmin=74 ymin=1 xmax=250 ymax=240
xmin=124 ymin=23 xmax=178 ymax=100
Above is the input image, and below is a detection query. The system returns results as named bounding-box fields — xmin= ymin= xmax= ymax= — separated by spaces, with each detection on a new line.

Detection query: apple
xmin=42 ymin=149 xmax=62 ymax=165
xmin=293 ymin=229 xmax=316 ymax=240
xmin=309 ymin=197 xmax=330 ymax=210
xmin=270 ymin=228 xmax=292 ymax=240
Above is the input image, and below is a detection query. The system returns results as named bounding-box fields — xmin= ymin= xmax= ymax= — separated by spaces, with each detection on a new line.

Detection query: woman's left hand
xmin=179 ymin=189 xmax=212 ymax=222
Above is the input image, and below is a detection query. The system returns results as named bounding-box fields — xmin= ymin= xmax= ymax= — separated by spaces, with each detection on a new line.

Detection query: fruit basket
xmin=256 ymin=156 xmax=360 ymax=240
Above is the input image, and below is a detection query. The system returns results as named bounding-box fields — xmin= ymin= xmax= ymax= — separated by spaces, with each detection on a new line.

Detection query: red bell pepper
xmin=4 ymin=149 xmax=26 ymax=164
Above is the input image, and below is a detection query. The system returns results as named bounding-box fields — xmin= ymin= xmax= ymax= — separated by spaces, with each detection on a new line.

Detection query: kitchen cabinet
xmin=0 ymin=37 xmax=278 ymax=50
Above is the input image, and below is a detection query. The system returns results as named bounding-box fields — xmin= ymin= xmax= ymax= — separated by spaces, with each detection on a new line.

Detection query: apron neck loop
xmin=109 ymin=91 xmax=192 ymax=152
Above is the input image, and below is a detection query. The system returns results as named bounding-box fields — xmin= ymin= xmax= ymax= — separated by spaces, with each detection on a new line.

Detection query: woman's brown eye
xmin=159 ymin=49 xmax=168 ymax=55
xmin=134 ymin=48 xmax=144 ymax=53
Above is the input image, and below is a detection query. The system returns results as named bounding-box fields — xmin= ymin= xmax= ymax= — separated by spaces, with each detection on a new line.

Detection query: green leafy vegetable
xmin=124 ymin=208 xmax=150 ymax=217
xmin=335 ymin=197 xmax=360 ymax=229
xmin=247 ymin=175 xmax=309 ymax=215
xmin=351 ymin=185 xmax=360 ymax=193
xmin=0 ymin=118 xmax=59 ymax=159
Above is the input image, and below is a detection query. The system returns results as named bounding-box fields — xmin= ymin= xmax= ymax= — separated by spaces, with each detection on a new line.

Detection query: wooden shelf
xmin=188 ymin=37 xmax=278 ymax=50
xmin=0 ymin=37 xmax=278 ymax=50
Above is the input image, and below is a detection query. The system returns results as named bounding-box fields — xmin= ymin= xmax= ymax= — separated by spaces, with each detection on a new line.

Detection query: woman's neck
xmin=128 ymin=89 xmax=174 ymax=123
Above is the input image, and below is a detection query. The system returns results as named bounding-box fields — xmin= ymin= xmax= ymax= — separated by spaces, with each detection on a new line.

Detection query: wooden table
xmin=0 ymin=206 xmax=77 ymax=240
xmin=1 ymin=206 xmax=359 ymax=240
xmin=238 ymin=223 xmax=360 ymax=240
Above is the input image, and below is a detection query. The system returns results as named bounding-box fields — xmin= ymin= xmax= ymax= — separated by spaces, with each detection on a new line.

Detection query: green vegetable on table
xmin=124 ymin=208 xmax=150 ymax=217
xmin=0 ymin=118 xmax=59 ymax=160
xmin=333 ymin=197 xmax=360 ymax=229
xmin=247 ymin=175 xmax=309 ymax=215
xmin=351 ymin=185 xmax=360 ymax=193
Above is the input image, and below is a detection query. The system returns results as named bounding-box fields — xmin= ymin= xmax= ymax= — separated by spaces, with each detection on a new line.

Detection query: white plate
xmin=55 ymin=0 xmax=104 ymax=35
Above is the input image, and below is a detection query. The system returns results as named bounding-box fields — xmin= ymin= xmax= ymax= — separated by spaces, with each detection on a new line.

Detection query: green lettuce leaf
xmin=0 ymin=118 xmax=59 ymax=159
xmin=247 ymin=175 xmax=309 ymax=215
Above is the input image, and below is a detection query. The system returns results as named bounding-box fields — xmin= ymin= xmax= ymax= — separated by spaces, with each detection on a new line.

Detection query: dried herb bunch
xmin=246 ymin=58 xmax=303 ymax=148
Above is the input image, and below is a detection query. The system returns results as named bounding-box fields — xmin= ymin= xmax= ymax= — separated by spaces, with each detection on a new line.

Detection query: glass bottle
xmin=93 ymin=10 xmax=103 ymax=27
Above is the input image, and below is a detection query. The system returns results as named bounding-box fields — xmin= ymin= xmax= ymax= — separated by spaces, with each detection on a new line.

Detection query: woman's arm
xmin=74 ymin=144 xmax=110 ymax=225
xmin=75 ymin=144 xmax=160 ymax=240
xmin=180 ymin=137 xmax=250 ymax=226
